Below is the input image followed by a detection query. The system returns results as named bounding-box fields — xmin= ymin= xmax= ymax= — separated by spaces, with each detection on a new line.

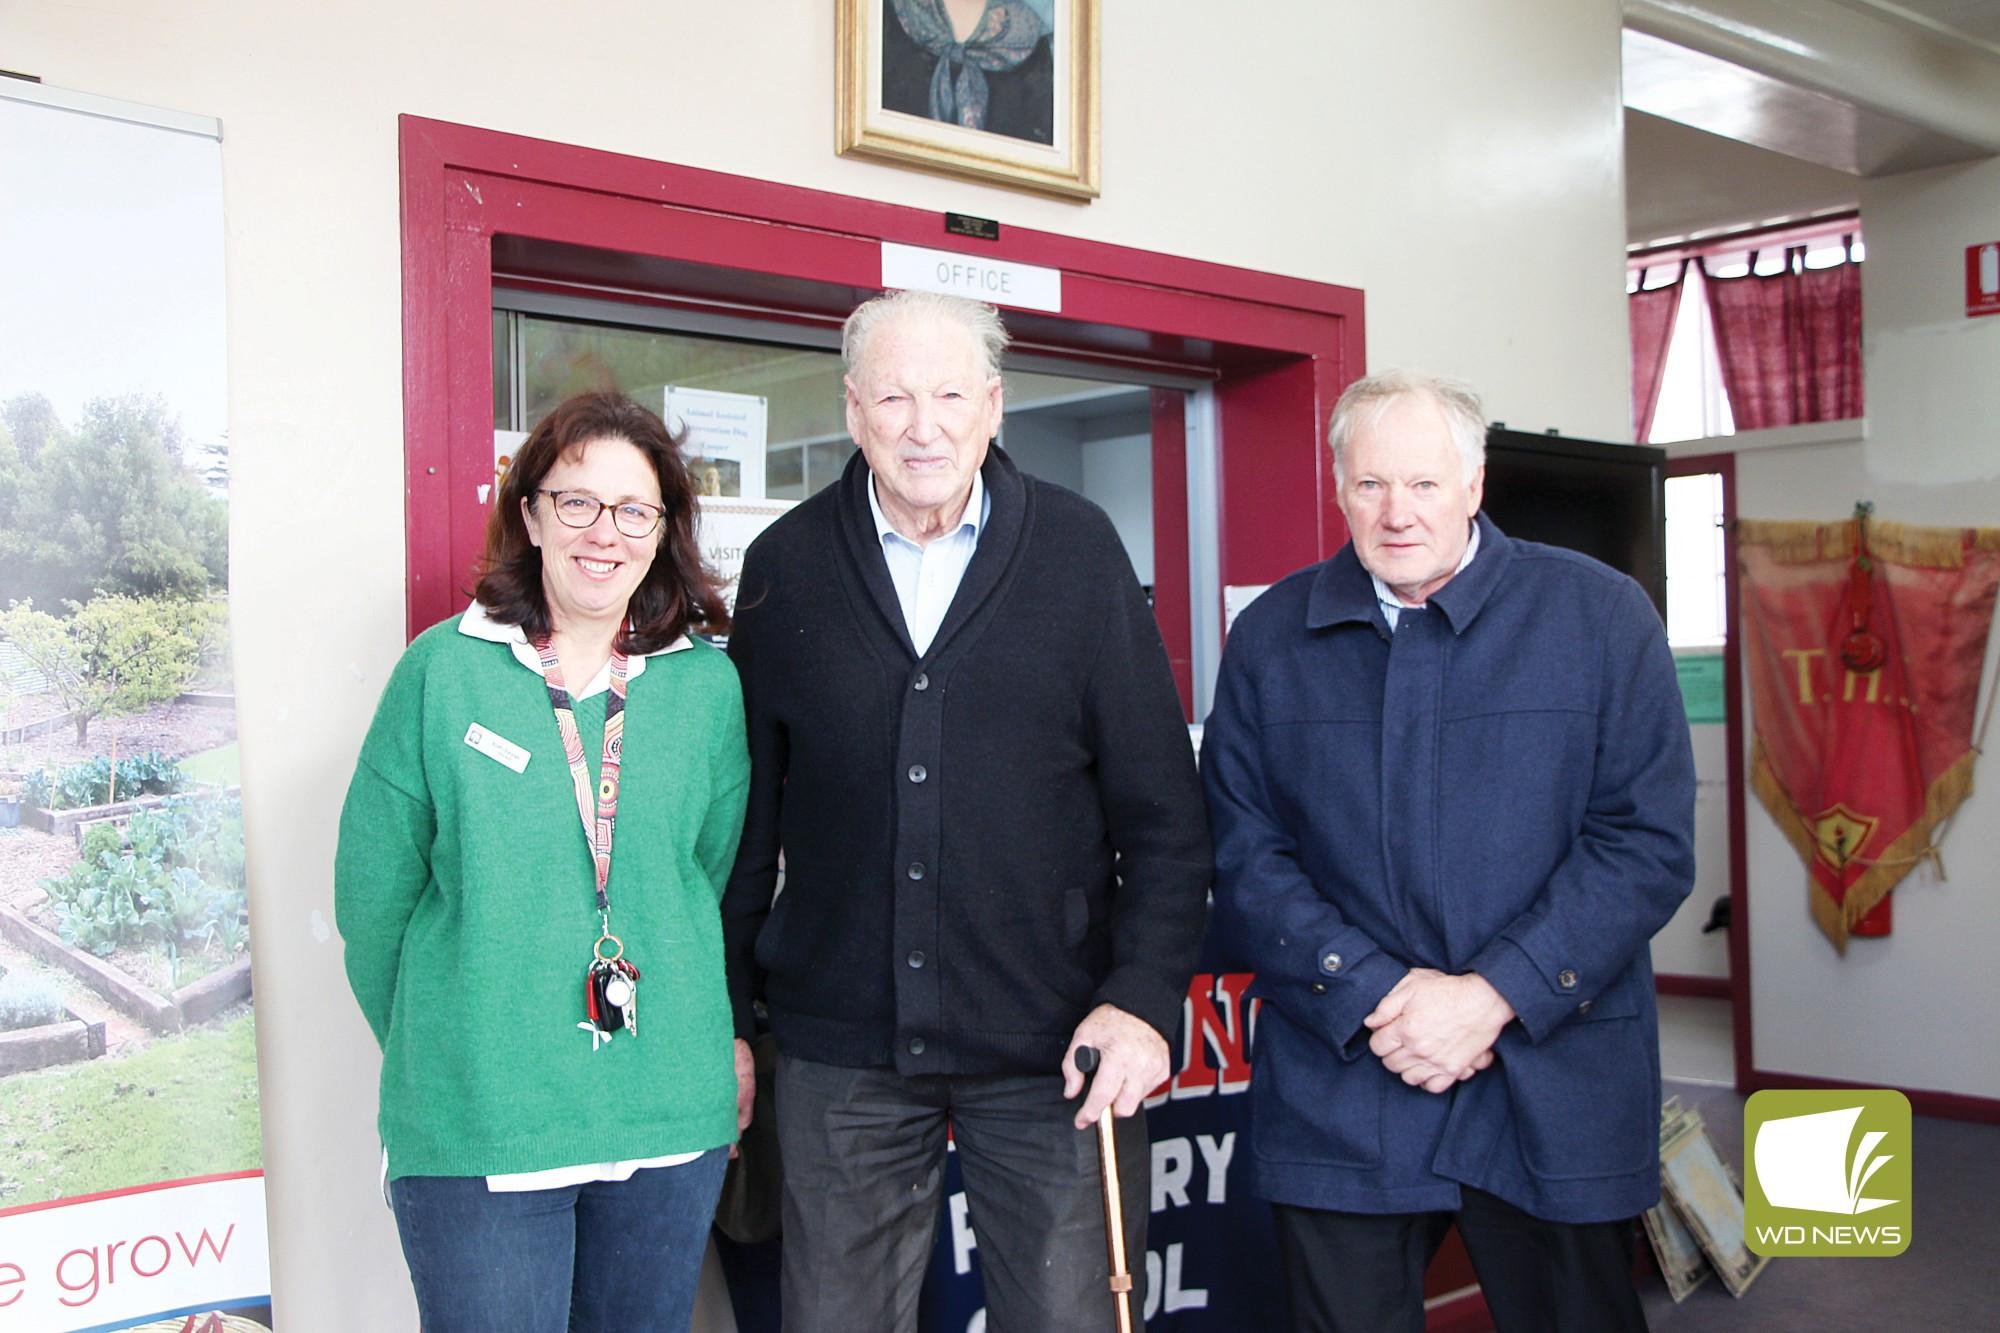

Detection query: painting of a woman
xmin=880 ymin=0 xmax=1055 ymax=146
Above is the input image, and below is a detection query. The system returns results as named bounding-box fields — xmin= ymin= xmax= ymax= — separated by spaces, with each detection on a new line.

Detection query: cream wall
xmin=1734 ymin=439 xmax=2000 ymax=1098
xmin=9 ymin=3 xmax=1634 ymax=1328
xmin=1737 ymin=154 xmax=2000 ymax=1098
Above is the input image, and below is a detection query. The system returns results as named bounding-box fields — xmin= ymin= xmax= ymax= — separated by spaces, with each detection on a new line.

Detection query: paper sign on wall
xmin=1222 ymin=585 xmax=1270 ymax=634
xmin=1675 ymin=651 xmax=1727 ymax=725
xmin=489 ymin=429 xmax=530 ymax=504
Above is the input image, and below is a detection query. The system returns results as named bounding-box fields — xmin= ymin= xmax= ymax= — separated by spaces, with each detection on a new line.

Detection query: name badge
xmin=464 ymin=723 xmax=530 ymax=774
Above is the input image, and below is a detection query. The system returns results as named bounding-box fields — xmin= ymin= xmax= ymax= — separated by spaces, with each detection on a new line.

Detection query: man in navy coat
xmin=1202 ymin=368 xmax=1695 ymax=1332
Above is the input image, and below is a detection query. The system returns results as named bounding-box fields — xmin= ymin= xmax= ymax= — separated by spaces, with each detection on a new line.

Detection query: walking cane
xmin=1073 ymin=1045 xmax=1136 ymax=1333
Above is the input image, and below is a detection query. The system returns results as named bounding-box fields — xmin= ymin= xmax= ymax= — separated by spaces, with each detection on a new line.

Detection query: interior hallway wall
xmin=8 ymin=3 xmax=1634 ymax=1328
xmin=1737 ymin=155 xmax=2000 ymax=1100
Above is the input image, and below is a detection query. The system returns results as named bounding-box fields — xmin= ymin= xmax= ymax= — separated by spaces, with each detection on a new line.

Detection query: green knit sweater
xmin=335 ymin=614 xmax=750 ymax=1178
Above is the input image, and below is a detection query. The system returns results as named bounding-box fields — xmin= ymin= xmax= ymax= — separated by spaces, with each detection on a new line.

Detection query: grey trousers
xmin=774 ymin=1052 xmax=1150 ymax=1333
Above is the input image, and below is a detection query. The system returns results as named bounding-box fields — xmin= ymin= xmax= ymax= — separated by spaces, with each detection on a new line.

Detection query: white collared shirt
xmin=866 ymin=470 xmax=989 ymax=656
xmin=456 ymin=599 xmax=691 ymax=692
xmin=1371 ymin=522 xmax=1481 ymax=631
xmin=452 ymin=601 xmax=705 ymax=1193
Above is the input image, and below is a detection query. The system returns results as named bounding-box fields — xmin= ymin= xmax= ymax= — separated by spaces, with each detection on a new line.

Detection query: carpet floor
xmin=1637 ymin=1079 xmax=1998 ymax=1331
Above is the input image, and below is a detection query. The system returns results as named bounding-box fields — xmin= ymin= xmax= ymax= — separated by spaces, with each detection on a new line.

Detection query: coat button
xmin=908 ymin=764 xmax=927 ymax=783
xmin=908 ymin=1036 xmax=926 ymax=1055
xmin=907 ymin=950 xmax=925 ymax=969
xmin=1310 ymin=983 xmax=1327 ymax=995
xmin=1321 ymin=952 xmax=1342 ymax=974
xmin=1578 ymin=999 xmax=1593 ymax=1014
xmin=913 ymin=673 xmax=930 ymax=691
xmin=1558 ymin=969 xmax=1578 ymax=990
xmin=907 ymin=862 xmax=925 ymax=881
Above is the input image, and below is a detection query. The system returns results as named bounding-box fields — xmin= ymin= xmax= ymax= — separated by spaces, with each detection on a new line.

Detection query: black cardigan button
xmin=908 ymin=765 xmax=927 ymax=783
xmin=907 ymin=862 xmax=925 ymax=880
xmin=913 ymin=673 xmax=930 ymax=691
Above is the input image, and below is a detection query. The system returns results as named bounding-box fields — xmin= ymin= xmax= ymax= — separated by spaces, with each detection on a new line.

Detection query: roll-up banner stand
xmin=0 ymin=83 xmax=273 ymax=1331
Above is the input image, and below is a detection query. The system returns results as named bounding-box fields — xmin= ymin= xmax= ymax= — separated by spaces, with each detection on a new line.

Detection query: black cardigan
xmin=722 ymin=447 xmax=1211 ymax=1075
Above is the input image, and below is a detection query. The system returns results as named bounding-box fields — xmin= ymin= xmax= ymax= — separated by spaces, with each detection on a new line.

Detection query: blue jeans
xmin=389 ymin=1150 xmax=728 ymax=1333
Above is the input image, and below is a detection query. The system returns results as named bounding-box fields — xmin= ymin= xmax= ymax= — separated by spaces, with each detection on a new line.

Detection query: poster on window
xmin=665 ymin=385 xmax=769 ymax=500
xmin=0 ymin=85 xmax=272 ymax=1330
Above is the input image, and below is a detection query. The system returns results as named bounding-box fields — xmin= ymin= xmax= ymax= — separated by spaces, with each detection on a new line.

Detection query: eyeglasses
xmin=538 ymin=490 xmax=665 ymax=539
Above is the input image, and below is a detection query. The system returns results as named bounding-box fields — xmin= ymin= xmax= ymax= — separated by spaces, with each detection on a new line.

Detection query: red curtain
xmin=1701 ymin=244 xmax=1863 ymax=431
xmin=1628 ymin=261 xmax=1687 ymax=443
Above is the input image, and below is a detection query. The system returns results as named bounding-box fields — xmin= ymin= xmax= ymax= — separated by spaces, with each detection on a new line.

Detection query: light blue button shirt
xmin=867 ymin=471 xmax=989 ymax=655
xmin=1371 ymin=522 xmax=1481 ymax=630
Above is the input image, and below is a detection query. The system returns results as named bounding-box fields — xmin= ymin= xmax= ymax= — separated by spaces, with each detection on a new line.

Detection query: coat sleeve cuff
xmin=1469 ymin=936 xmax=1588 ymax=1044
xmin=1258 ymin=946 xmax=1406 ymax=1061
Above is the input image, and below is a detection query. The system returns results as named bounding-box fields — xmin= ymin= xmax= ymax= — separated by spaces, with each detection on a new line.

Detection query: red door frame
xmin=398 ymin=116 xmax=1363 ymax=717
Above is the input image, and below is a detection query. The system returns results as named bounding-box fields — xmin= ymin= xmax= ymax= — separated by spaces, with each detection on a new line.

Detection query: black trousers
xmin=773 ymin=1052 xmax=1150 ymax=1333
xmin=1272 ymin=1187 xmax=1648 ymax=1333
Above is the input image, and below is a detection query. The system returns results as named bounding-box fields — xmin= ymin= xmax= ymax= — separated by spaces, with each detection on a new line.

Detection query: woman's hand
xmin=731 ymin=1037 xmax=756 ymax=1157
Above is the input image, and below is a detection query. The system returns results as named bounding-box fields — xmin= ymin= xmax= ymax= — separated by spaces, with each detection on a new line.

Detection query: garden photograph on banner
xmin=0 ymin=86 xmax=273 ymax=1331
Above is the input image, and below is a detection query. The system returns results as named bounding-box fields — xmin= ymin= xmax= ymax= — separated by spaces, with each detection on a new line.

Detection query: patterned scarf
xmin=889 ymin=0 xmax=1049 ymax=132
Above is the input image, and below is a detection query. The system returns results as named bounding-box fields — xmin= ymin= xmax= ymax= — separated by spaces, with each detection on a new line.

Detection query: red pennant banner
xmin=1739 ymin=517 xmax=2000 ymax=952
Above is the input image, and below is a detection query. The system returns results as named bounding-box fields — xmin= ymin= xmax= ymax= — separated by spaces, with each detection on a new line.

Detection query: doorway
xmin=399 ymin=115 xmax=1362 ymax=725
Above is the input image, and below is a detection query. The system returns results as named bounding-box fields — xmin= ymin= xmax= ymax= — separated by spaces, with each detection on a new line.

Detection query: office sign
xmin=881 ymin=242 xmax=1063 ymax=313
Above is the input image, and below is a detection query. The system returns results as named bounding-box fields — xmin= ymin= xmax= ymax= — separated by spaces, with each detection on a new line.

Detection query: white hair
xmin=1327 ymin=368 xmax=1487 ymax=487
xmin=841 ymin=290 xmax=1010 ymax=382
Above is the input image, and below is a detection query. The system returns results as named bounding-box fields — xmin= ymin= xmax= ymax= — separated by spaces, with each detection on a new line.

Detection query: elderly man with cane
xmin=723 ymin=289 xmax=1211 ymax=1331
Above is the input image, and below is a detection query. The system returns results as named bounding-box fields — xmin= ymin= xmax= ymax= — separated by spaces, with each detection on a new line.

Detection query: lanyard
xmin=531 ymin=636 xmax=629 ymax=922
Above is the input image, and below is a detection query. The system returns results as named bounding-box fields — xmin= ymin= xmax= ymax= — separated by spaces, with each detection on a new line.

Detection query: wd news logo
xmin=1744 ymin=1089 xmax=1911 ymax=1256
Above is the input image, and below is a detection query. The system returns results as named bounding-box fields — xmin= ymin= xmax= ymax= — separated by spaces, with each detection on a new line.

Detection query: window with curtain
xmin=1627 ymin=220 xmax=1863 ymax=444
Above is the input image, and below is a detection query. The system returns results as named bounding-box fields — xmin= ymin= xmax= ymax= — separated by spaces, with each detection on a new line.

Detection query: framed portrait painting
xmin=838 ymin=0 xmax=1099 ymax=201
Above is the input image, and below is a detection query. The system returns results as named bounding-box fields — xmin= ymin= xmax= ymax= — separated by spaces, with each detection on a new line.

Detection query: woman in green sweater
xmin=336 ymin=393 xmax=751 ymax=1331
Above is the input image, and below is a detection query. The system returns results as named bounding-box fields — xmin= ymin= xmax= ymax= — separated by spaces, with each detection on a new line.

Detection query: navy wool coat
xmin=1201 ymin=514 xmax=1696 ymax=1224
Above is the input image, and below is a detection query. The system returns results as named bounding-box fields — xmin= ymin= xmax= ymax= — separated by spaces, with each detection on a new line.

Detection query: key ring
xmin=594 ymin=932 xmax=625 ymax=962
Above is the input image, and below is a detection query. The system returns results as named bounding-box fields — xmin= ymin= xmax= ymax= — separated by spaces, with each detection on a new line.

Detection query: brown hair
xmin=474 ymin=393 xmax=728 ymax=649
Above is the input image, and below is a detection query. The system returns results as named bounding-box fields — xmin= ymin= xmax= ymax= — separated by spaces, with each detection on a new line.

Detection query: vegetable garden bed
xmin=0 ymin=1005 xmax=108 ymax=1076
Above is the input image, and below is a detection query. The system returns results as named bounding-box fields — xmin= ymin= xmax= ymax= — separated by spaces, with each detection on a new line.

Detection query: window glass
xmin=501 ymin=316 xmax=1160 ymax=524
xmin=1665 ymin=471 xmax=1727 ymax=649
xmin=1631 ymin=233 xmax=1862 ymax=444
xmin=514 ymin=316 xmax=850 ymax=500
xmin=493 ymin=311 xmax=512 ymax=430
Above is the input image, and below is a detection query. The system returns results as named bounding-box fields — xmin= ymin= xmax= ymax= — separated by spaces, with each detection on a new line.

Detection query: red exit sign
xmin=1971 ymin=242 xmax=2000 ymax=318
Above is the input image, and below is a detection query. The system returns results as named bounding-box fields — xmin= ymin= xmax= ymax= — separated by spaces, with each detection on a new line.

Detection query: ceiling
xmin=1861 ymin=0 xmax=2000 ymax=49
xmin=1623 ymin=0 xmax=2000 ymax=179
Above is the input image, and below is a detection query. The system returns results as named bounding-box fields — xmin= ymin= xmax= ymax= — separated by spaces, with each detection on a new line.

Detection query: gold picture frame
xmin=837 ymin=0 xmax=1099 ymax=202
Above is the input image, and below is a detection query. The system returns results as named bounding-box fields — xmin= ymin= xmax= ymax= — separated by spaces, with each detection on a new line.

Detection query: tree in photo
xmin=0 ymin=392 xmax=227 ymax=610
xmin=0 ymin=594 xmax=225 ymax=745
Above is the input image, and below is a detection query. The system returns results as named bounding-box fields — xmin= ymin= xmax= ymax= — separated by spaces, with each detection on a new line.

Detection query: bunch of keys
xmin=581 ymin=933 xmax=640 ymax=1049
